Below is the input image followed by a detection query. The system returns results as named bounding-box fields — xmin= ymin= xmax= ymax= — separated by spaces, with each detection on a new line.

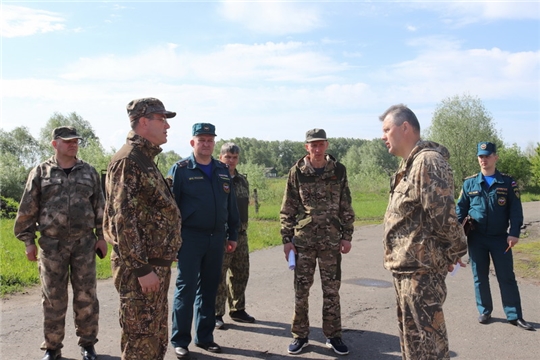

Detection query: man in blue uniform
xmin=456 ymin=142 xmax=534 ymax=331
xmin=168 ymin=123 xmax=240 ymax=359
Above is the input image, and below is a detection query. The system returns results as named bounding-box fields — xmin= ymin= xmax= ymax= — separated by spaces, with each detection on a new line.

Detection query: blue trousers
xmin=468 ymin=234 xmax=522 ymax=320
xmin=170 ymin=229 xmax=225 ymax=347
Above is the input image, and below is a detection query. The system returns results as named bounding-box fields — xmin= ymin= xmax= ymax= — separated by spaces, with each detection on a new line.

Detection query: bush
xmin=1 ymin=196 xmax=19 ymax=219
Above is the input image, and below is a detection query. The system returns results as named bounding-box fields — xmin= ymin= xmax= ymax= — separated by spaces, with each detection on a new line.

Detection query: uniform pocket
xmin=119 ymin=295 xmax=158 ymax=335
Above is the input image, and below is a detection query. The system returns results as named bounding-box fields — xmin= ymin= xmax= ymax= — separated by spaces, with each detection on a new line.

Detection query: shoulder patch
xmin=500 ymin=172 xmax=516 ymax=180
xmin=176 ymin=159 xmax=189 ymax=168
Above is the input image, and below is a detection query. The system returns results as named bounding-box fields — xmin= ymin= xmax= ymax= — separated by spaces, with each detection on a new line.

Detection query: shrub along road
xmin=1 ymin=202 xmax=539 ymax=359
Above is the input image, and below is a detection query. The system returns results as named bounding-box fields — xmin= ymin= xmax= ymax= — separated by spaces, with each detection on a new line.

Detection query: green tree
xmin=0 ymin=126 xmax=45 ymax=168
xmin=0 ymin=127 xmax=45 ymax=200
xmin=0 ymin=151 xmax=29 ymax=200
xmin=39 ymin=112 xmax=100 ymax=152
xmin=527 ymin=143 xmax=540 ymax=186
xmin=341 ymin=145 xmax=363 ymax=176
xmin=156 ymin=150 xmax=182 ymax=175
xmin=327 ymin=138 xmax=366 ymax=161
xmin=497 ymin=144 xmax=531 ymax=185
xmin=240 ymin=161 xmax=268 ymax=193
xmin=424 ymin=94 xmax=502 ymax=192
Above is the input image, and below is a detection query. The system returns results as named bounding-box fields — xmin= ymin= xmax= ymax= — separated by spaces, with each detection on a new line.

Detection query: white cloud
xmin=0 ymin=5 xmax=65 ymax=38
xmin=378 ymin=37 xmax=540 ymax=103
xmin=457 ymin=2 xmax=540 ymax=20
xmin=406 ymin=25 xmax=417 ymax=32
xmin=219 ymin=1 xmax=323 ymax=35
xmin=60 ymin=41 xmax=350 ymax=83
xmin=60 ymin=43 xmax=188 ymax=81
xmin=412 ymin=1 xmax=540 ymax=26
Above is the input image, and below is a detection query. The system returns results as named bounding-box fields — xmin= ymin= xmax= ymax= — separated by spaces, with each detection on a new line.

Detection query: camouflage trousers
xmin=292 ymin=243 xmax=342 ymax=339
xmin=38 ymin=234 xmax=99 ymax=350
xmin=392 ymin=271 xmax=449 ymax=360
xmin=216 ymin=231 xmax=250 ymax=316
xmin=112 ymin=252 xmax=172 ymax=360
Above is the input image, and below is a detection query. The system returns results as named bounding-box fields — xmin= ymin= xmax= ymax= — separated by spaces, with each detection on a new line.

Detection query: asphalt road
xmin=1 ymin=202 xmax=539 ymax=360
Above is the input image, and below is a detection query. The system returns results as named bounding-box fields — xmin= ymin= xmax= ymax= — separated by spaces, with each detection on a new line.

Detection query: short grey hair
xmin=379 ymin=103 xmax=421 ymax=133
xmin=220 ymin=142 xmax=240 ymax=155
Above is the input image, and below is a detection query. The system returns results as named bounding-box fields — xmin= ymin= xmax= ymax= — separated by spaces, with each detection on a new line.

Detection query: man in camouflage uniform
xmin=280 ymin=128 xmax=355 ymax=356
xmin=456 ymin=142 xmax=533 ymax=331
xmin=14 ymin=126 xmax=107 ymax=360
xmin=215 ymin=142 xmax=255 ymax=329
xmin=103 ymin=98 xmax=182 ymax=360
xmin=380 ymin=104 xmax=468 ymax=360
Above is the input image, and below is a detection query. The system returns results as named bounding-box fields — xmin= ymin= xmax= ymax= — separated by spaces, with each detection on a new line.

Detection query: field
xmin=1 ymin=177 xmax=539 ymax=296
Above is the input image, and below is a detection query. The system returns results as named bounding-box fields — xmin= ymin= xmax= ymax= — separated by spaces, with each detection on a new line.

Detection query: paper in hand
xmin=450 ymin=262 xmax=460 ymax=276
xmin=288 ymin=249 xmax=296 ymax=270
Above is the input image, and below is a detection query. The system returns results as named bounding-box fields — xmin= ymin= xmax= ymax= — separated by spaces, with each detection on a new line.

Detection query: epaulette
xmin=176 ymin=159 xmax=189 ymax=168
xmin=463 ymin=174 xmax=477 ymax=180
xmin=500 ymin=172 xmax=514 ymax=179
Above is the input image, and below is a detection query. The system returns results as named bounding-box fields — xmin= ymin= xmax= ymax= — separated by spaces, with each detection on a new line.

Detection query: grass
xmin=2 ymin=181 xmax=538 ymax=296
xmin=513 ymin=241 xmax=540 ymax=281
xmin=0 ymin=217 xmax=114 ymax=296
xmin=0 ymin=218 xmax=40 ymax=295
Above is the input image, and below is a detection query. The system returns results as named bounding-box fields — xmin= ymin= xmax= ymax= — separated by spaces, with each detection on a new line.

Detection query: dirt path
xmin=2 ymin=202 xmax=539 ymax=360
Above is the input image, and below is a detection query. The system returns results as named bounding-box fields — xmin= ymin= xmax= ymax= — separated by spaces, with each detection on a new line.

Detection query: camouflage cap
xmin=126 ymin=97 xmax=176 ymax=121
xmin=192 ymin=123 xmax=217 ymax=136
xmin=305 ymin=128 xmax=327 ymax=143
xmin=52 ymin=126 xmax=83 ymax=141
xmin=477 ymin=141 xmax=496 ymax=156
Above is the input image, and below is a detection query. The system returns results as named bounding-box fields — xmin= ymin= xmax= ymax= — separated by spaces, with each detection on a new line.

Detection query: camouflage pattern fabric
xmin=39 ymin=233 xmax=99 ymax=350
xmin=293 ymin=244 xmax=342 ymax=338
xmin=383 ymin=140 xmax=467 ymax=360
xmin=216 ymin=230 xmax=250 ymax=316
xmin=14 ymin=156 xmax=105 ymax=246
xmin=14 ymin=156 xmax=104 ymax=351
xmin=216 ymin=171 xmax=250 ymax=316
xmin=103 ymin=131 xmax=182 ymax=360
xmin=280 ymin=154 xmax=355 ymax=245
xmin=280 ymin=154 xmax=354 ymax=339
xmin=393 ymin=272 xmax=449 ymax=360
xmin=111 ymin=251 xmax=171 ymax=360
xmin=383 ymin=141 xmax=467 ymax=274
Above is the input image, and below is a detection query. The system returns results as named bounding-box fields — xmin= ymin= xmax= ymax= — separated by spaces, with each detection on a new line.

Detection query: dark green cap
xmin=126 ymin=97 xmax=176 ymax=121
xmin=477 ymin=142 xmax=496 ymax=156
xmin=52 ymin=126 xmax=82 ymax=141
xmin=305 ymin=128 xmax=327 ymax=143
xmin=192 ymin=123 xmax=217 ymax=136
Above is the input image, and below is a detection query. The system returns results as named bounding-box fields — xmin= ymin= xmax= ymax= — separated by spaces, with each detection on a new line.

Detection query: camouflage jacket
xmin=233 ymin=170 xmax=249 ymax=233
xmin=14 ymin=156 xmax=105 ymax=247
xmin=383 ymin=140 xmax=467 ymax=274
xmin=103 ymin=131 xmax=182 ymax=277
xmin=280 ymin=154 xmax=355 ymax=248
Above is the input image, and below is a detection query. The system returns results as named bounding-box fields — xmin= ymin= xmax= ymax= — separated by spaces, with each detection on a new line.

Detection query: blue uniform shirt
xmin=167 ymin=153 xmax=240 ymax=241
xmin=456 ymin=170 xmax=523 ymax=238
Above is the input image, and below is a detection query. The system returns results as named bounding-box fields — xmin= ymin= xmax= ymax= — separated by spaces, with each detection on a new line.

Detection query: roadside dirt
xmin=1 ymin=202 xmax=539 ymax=360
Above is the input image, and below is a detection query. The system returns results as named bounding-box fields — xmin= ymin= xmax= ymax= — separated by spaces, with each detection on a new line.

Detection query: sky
xmin=1 ymin=0 xmax=539 ymax=158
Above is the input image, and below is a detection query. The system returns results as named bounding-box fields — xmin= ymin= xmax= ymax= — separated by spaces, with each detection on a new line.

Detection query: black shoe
xmin=288 ymin=338 xmax=308 ymax=355
xmin=80 ymin=345 xmax=97 ymax=360
xmin=195 ymin=342 xmax=222 ymax=353
xmin=41 ymin=349 xmax=61 ymax=360
xmin=326 ymin=337 xmax=349 ymax=355
xmin=509 ymin=318 xmax=535 ymax=331
xmin=215 ymin=315 xmax=225 ymax=329
xmin=174 ymin=346 xmax=191 ymax=359
xmin=478 ymin=313 xmax=492 ymax=324
xmin=229 ymin=310 xmax=255 ymax=323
